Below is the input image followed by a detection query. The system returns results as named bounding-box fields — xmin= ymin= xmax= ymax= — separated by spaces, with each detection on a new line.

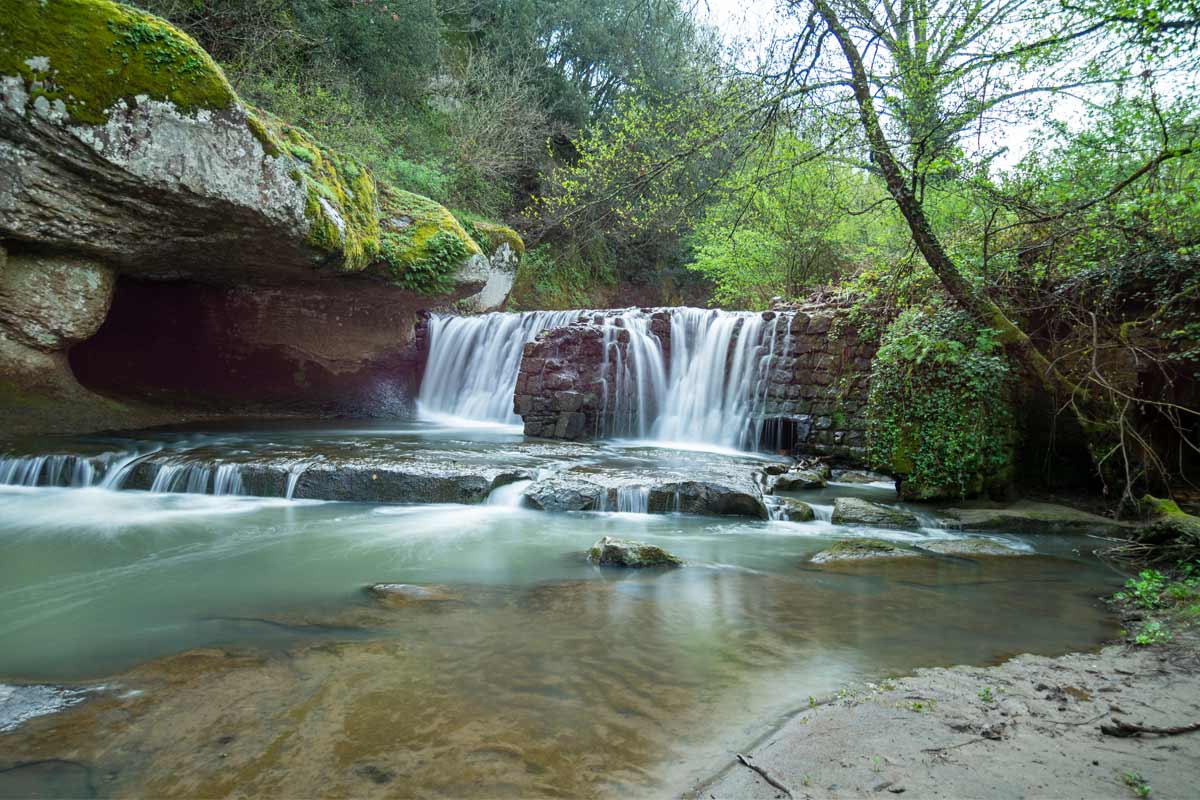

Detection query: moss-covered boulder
xmin=770 ymin=469 xmax=827 ymax=491
xmin=588 ymin=536 xmax=683 ymax=568
xmin=831 ymin=497 xmax=919 ymax=529
xmin=811 ymin=538 xmax=917 ymax=563
xmin=0 ymin=0 xmax=491 ymax=288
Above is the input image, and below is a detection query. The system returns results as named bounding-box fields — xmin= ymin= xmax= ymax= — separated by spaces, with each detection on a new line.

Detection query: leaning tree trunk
xmin=810 ymin=0 xmax=1121 ymax=495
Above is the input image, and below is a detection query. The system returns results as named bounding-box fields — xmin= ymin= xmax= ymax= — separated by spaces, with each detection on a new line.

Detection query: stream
xmin=0 ymin=420 xmax=1124 ymax=798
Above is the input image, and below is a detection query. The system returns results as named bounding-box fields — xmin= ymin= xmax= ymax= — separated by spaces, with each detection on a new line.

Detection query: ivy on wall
xmin=867 ymin=307 xmax=1016 ymax=500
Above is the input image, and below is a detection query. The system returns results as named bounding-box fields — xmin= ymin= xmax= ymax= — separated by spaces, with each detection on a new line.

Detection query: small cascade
xmin=764 ymin=496 xmax=787 ymax=521
xmin=1 ymin=453 xmax=127 ymax=489
xmin=285 ymin=463 xmax=309 ymax=500
xmin=485 ymin=479 xmax=532 ymax=507
xmin=419 ymin=311 xmax=578 ymax=424
xmin=144 ymin=462 xmax=245 ymax=496
xmin=615 ymin=486 xmax=649 ymax=514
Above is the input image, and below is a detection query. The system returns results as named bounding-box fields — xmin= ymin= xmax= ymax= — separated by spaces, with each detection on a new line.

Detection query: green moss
xmin=829 ymin=538 xmax=898 ymax=555
xmin=369 ymin=186 xmax=480 ymax=292
xmin=243 ymin=108 xmax=280 ymax=157
xmin=468 ymin=221 xmax=525 ymax=256
xmin=0 ymin=0 xmax=236 ymax=125
xmin=249 ymin=109 xmax=380 ymax=271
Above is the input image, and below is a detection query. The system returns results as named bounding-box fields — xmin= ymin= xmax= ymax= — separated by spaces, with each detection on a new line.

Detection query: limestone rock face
xmin=0 ymin=0 xmax=493 ymax=285
xmin=0 ymin=253 xmax=114 ymax=350
xmin=831 ymin=497 xmax=919 ymax=529
xmin=587 ymin=536 xmax=683 ymax=568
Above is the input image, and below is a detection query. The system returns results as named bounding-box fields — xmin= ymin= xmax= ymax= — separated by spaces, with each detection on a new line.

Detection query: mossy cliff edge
xmin=0 ymin=0 xmax=522 ymax=290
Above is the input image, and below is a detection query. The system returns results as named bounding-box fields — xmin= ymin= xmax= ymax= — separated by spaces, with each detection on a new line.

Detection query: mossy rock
xmin=831 ymin=497 xmax=918 ymax=529
xmin=811 ymin=538 xmax=916 ymax=564
xmin=246 ymin=108 xmax=380 ymax=272
xmin=1138 ymin=495 xmax=1200 ymax=546
xmin=587 ymin=536 xmax=683 ymax=568
xmin=1 ymin=0 xmax=236 ymax=125
xmin=369 ymin=186 xmax=482 ymax=293
xmin=469 ymin=221 xmax=525 ymax=256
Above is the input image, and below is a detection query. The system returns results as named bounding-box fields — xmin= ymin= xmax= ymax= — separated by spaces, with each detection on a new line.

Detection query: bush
xmin=867 ymin=306 xmax=1016 ymax=500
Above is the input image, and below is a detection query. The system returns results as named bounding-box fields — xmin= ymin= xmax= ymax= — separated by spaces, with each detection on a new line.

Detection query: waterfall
xmin=419 ymin=311 xmax=578 ymax=425
xmin=417 ymin=307 xmax=787 ymax=451
xmin=597 ymin=309 xmax=781 ymax=450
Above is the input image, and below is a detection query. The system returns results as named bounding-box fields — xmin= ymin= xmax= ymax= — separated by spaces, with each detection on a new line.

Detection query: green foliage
xmin=379 ymin=230 xmax=470 ymax=295
xmin=1134 ymin=621 xmax=1173 ymax=646
xmin=507 ymin=243 xmax=617 ymax=311
xmin=867 ymin=307 xmax=1016 ymax=500
xmin=686 ymin=133 xmax=907 ymax=308
xmin=1122 ymin=770 xmax=1153 ymax=798
xmin=1114 ymin=569 xmax=1169 ymax=609
xmin=1 ymin=0 xmax=235 ymax=124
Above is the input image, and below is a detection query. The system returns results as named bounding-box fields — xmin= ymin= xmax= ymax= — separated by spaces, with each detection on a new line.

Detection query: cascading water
xmin=418 ymin=311 xmax=578 ymax=424
xmin=595 ymin=308 xmax=784 ymax=450
xmin=417 ymin=307 xmax=790 ymax=450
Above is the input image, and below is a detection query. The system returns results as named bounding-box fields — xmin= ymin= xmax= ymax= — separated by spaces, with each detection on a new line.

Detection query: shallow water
xmin=0 ymin=424 xmax=1125 ymax=797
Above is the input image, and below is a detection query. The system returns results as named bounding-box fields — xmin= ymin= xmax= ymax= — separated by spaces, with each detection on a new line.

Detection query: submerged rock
xmin=366 ymin=584 xmax=461 ymax=607
xmin=811 ymin=539 xmax=916 ymax=563
xmin=831 ymin=497 xmax=918 ymax=529
xmin=919 ymin=539 xmax=1024 ymax=557
xmin=587 ymin=537 xmax=683 ymax=568
xmin=940 ymin=501 xmax=1132 ymax=536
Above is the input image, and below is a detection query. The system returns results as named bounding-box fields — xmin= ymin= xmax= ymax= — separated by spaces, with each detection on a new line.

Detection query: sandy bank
xmin=688 ymin=642 xmax=1200 ymax=799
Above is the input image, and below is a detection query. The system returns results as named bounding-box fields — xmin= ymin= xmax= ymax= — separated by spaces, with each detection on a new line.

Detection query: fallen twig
xmin=736 ymin=753 xmax=793 ymax=798
xmin=1100 ymin=717 xmax=1200 ymax=737
xmin=922 ymin=737 xmax=986 ymax=753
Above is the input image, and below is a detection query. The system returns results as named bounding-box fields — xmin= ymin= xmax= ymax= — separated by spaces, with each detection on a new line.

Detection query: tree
xmin=778 ymin=0 xmax=1197 ymax=502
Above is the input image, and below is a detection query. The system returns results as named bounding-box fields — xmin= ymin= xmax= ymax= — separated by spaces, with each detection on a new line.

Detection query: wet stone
xmin=587 ymin=537 xmax=682 ymax=568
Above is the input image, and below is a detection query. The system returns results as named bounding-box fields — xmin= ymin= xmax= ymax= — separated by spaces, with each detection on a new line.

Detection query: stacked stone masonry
xmin=510 ymin=307 xmax=877 ymax=462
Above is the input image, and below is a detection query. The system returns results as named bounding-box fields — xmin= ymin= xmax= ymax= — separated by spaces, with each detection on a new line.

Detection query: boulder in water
xmin=920 ymin=539 xmax=1024 ymax=557
xmin=523 ymin=477 xmax=606 ymax=512
xmin=940 ymin=501 xmax=1132 ymax=536
xmin=773 ymin=497 xmax=816 ymax=521
xmin=587 ymin=537 xmax=683 ymax=568
xmin=831 ymin=469 xmax=893 ymax=484
xmin=770 ymin=469 xmax=827 ymax=492
xmin=831 ymin=497 xmax=918 ymax=529
xmin=811 ymin=539 xmax=916 ymax=563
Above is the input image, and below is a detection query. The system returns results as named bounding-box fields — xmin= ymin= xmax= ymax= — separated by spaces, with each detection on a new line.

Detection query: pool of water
xmin=0 ymin=424 xmax=1125 ymax=797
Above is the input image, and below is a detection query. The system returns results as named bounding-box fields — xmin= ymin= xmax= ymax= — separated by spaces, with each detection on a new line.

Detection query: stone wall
xmin=514 ymin=323 xmax=606 ymax=440
xmin=512 ymin=306 xmax=878 ymax=462
xmin=759 ymin=308 xmax=877 ymax=462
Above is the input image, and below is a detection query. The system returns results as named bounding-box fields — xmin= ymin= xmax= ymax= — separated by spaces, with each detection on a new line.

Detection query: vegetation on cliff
xmin=1 ymin=0 xmax=235 ymax=123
